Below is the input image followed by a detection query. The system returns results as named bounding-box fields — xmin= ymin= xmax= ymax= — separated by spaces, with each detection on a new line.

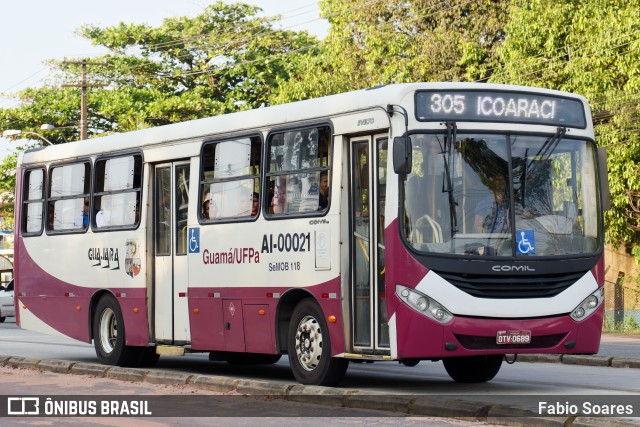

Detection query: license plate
xmin=496 ymin=330 xmax=531 ymax=345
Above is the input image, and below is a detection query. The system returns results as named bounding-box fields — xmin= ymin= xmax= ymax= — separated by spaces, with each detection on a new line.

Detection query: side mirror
xmin=393 ymin=136 xmax=412 ymax=174
xmin=597 ymin=147 xmax=610 ymax=211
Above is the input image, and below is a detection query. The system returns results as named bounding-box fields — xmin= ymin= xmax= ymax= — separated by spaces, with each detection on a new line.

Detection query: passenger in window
xmin=82 ymin=197 xmax=90 ymax=228
xmin=134 ymin=203 xmax=141 ymax=224
xmin=202 ymin=192 xmax=211 ymax=219
xmin=318 ymin=171 xmax=330 ymax=210
xmin=251 ymin=192 xmax=259 ymax=216
xmin=47 ymin=206 xmax=55 ymax=230
xmin=272 ymin=182 xmax=286 ymax=214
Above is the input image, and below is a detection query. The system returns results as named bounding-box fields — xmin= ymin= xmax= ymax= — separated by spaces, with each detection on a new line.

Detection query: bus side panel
xmin=186 ymin=278 xmax=344 ymax=355
xmin=188 ymin=287 xmax=224 ymax=351
xmin=117 ymin=294 xmax=151 ymax=346
xmin=16 ymin=236 xmax=149 ymax=346
xmin=188 ymin=211 xmax=345 ymax=356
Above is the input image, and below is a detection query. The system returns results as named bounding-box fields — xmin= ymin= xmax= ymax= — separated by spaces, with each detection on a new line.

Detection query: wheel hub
xmin=295 ymin=315 xmax=323 ymax=371
xmin=99 ymin=308 xmax=117 ymax=354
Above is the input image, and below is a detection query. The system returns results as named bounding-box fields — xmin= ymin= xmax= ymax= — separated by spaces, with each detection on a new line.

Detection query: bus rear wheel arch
xmin=287 ymin=298 xmax=348 ymax=386
xmin=442 ymin=354 xmax=503 ymax=383
xmin=92 ymin=293 xmax=157 ymax=367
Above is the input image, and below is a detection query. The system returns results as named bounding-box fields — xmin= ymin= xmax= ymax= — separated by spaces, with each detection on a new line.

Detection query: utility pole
xmin=62 ymin=59 xmax=108 ymax=140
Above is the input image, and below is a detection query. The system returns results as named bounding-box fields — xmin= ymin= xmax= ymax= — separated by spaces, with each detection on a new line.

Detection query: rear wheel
xmin=93 ymin=294 xmax=141 ymax=367
xmin=287 ymin=298 xmax=348 ymax=386
xmin=443 ymin=355 xmax=503 ymax=383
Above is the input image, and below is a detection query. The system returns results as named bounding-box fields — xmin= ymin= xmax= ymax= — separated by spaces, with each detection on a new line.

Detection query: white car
xmin=0 ymin=279 xmax=14 ymax=322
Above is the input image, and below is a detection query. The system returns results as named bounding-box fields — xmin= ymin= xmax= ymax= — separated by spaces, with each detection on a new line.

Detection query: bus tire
xmin=287 ymin=298 xmax=348 ymax=386
xmin=442 ymin=355 xmax=503 ymax=383
xmin=0 ymin=316 xmax=5 ymax=323
xmin=93 ymin=294 xmax=140 ymax=367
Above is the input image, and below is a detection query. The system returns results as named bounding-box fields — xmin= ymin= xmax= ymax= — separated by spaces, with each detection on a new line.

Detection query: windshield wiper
xmin=443 ymin=122 xmax=459 ymax=234
xmin=528 ymin=127 xmax=567 ymax=174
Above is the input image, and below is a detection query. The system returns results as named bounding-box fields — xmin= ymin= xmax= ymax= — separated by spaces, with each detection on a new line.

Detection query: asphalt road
xmin=1 ymin=318 xmax=639 ymax=426
xmin=1 ymin=318 xmax=639 ymax=396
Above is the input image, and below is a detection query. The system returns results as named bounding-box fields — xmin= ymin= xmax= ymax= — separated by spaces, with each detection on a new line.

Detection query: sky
xmin=0 ymin=0 xmax=328 ymax=156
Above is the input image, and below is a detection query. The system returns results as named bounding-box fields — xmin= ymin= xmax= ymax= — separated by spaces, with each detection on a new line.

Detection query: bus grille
xmin=434 ymin=271 xmax=586 ymax=299
xmin=455 ymin=333 xmax=566 ymax=350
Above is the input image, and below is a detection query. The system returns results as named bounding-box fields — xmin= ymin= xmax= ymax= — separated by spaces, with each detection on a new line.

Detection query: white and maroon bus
xmin=14 ymin=83 xmax=609 ymax=386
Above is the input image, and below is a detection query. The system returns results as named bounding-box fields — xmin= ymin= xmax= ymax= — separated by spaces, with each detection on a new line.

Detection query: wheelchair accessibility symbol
xmin=188 ymin=228 xmax=200 ymax=253
xmin=516 ymin=230 xmax=535 ymax=255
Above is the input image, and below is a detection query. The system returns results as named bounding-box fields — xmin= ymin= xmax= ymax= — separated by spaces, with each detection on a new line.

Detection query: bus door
xmin=153 ymin=161 xmax=191 ymax=345
xmin=350 ymin=134 xmax=389 ymax=354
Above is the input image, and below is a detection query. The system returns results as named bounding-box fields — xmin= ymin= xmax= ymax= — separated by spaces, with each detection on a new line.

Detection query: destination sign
xmin=415 ymin=90 xmax=586 ymax=128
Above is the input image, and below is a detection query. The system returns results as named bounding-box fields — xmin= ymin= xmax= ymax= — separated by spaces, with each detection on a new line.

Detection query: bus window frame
xmin=21 ymin=166 xmax=46 ymax=237
xmin=264 ymin=122 xmax=334 ymax=221
xmin=46 ymin=159 xmax=92 ymax=235
xmin=198 ymin=133 xmax=263 ymax=225
xmin=91 ymin=151 xmax=144 ymax=233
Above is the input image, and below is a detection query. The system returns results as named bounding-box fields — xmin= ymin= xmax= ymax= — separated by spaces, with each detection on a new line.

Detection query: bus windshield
xmin=403 ymin=132 xmax=602 ymax=257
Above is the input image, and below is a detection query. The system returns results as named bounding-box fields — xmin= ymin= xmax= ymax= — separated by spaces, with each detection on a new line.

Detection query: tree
xmin=0 ymin=152 xmax=18 ymax=230
xmin=272 ymin=0 xmax=508 ymax=104
xmin=72 ymin=1 xmax=317 ymax=132
xmin=493 ymin=0 xmax=640 ymax=259
xmin=1 ymin=1 xmax=318 ymax=139
xmin=0 ymin=1 xmax=318 ymax=227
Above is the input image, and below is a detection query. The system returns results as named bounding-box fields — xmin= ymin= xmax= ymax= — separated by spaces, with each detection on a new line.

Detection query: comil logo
xmin=492 ymin=265 xmax=536 ymax=272
xmin=8 ymin=397 xmax=40 ymax=415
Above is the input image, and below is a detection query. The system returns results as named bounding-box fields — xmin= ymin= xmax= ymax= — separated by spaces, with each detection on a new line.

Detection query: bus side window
xmin=267 ymin=126 xmax=331 ymax=217
xmin=94 ymin=155 xmax=142 ymax=230
xmin=47 ymin=162 xmax=90 ymax=233
xmin=200 ymin=136 xmax=261 ymax=222
xmin=22 ymin=168 xmax=45 ymax=235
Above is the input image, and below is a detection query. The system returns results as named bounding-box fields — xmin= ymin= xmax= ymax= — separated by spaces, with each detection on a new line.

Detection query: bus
xmin=14 ymin=83 xmax=609 ymax=386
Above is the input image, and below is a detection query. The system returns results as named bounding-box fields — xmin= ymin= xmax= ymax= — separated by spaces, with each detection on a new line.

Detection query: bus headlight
xmin=571 ymin=288 xmax=604 ymax=321
xmin=396 ymin=285 xmax=453 ymax=324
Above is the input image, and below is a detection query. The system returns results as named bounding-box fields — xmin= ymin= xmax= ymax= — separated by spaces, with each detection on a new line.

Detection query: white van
xmin=0 ymin=279 xmax=14 ymax=322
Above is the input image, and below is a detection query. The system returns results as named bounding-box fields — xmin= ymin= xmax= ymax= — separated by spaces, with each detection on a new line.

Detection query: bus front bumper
xmin=394 ymin=303 xmax=604 ymax=359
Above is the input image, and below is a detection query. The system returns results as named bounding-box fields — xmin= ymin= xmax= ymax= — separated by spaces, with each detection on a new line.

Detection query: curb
xmin=516 ymin=354 xmax=563 ymax=364
xmin=611 ymin=358 xmax=640 ymax=369
xmin=36 ymin=359 xmax=74 ymax=374
xmin=70 ymin=362 xmax=109 ymax=377
xmin=0 ymin=354 xmax=638 ymax=426
xmin=145 ymin=370 xmax=193 ymax=385
xmin=515 ymin=354 xmax=640 ymax=369
xmin=106 ymin=366 xmax=148 ymax=382
xmin=562 ymin=355 xmax=613 ymax=367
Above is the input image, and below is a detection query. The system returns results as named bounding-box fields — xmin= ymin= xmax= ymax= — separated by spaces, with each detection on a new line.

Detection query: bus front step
xmin=155 ymin=345 xmax=185 ymax=356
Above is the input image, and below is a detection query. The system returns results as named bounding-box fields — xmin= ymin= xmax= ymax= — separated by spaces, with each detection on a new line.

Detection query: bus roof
xmin=19 ymin=82 xmax=589 ymax=166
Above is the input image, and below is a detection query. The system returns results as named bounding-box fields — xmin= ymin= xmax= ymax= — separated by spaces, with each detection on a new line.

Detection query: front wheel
xmin=287 ymin=298 xmax=348 ymax=386
xmin=93 ymin=294 xmax=141 ymax=367
xmin=443 ymin=355 xmax=503 ymax=383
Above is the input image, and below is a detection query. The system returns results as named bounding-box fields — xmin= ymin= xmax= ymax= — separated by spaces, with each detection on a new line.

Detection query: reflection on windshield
xmin=403 ymin=133 xmax=601 ymax=257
